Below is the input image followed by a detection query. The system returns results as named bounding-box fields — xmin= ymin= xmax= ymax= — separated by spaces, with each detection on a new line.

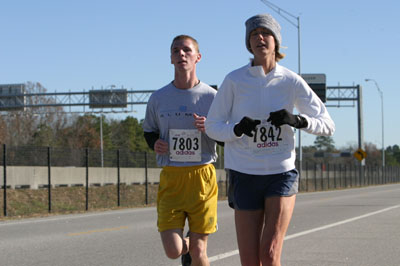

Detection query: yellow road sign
xmin=353 ymin=148 xmax=367 ymax=161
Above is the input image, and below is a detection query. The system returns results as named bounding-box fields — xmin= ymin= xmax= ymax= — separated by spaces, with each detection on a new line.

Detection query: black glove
xmin=267 ymin=109 xmax=308 ymax=129
xmin=234 ymin=117 xmax=261 ymax=137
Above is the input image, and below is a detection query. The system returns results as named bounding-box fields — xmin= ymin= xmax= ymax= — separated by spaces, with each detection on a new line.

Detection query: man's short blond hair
xmin=170 ymin=35 xmax=200 ymax=53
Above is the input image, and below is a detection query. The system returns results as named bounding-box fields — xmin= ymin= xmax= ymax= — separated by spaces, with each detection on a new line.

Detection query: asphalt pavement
xmin=1 ymin=184 xmax=399 ymax=266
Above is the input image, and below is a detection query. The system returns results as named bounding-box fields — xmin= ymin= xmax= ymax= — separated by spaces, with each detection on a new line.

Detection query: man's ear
xmin=195 ymin=53 xmax=202 ymax=63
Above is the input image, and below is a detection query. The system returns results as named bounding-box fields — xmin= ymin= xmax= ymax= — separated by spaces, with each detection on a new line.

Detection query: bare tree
xmin=364 ymin=142 xmax=381 ymax=166
xmin=0 ymin=82 xmax=67 ymax=146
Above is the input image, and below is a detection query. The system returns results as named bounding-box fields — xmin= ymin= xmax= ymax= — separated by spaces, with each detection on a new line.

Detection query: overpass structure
xmin=0 ymin=84 xmax=154 ymax=114
xmin=0 ymin=84 xmax=360 ymax=110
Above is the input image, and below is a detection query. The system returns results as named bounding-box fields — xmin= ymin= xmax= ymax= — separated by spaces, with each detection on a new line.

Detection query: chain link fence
xmin=1 ymin=145 xmax=399 ymax=218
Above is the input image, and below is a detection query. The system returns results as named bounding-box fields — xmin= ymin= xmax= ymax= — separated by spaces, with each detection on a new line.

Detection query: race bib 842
xmin=247 ymin=119 xmax=289 ymax=155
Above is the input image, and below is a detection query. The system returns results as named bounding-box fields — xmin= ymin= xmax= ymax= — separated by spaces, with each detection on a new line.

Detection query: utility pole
xmin=260 ymin=0 xmax=303 ymax=174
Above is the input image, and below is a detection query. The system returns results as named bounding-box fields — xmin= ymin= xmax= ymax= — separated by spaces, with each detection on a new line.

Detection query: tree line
xmin=302 ymin=136 xmax=400 ymax=167
xmin=0 ymin=82 xmax=399 ymax=167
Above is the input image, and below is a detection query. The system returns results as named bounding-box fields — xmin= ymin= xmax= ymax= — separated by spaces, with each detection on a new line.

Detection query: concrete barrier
xmin=0 ymin=166 xmax=227 ymax=189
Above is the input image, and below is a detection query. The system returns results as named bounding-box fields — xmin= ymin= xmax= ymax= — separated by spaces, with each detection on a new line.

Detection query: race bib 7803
xmin=169 ymin=129 xmax=202 ymax=162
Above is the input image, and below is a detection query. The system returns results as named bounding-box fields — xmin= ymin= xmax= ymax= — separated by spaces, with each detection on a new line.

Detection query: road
xmin=1 ymin=184 xmax=400 ymax=266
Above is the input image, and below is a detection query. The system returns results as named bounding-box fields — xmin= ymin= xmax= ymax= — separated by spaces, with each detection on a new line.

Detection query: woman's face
xmin=249 ymin=27 xmax=276 ymax=59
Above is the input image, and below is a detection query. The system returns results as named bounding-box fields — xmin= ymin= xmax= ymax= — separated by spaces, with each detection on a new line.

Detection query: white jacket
xmin=205 ymin=63 xmax=335 ymax=175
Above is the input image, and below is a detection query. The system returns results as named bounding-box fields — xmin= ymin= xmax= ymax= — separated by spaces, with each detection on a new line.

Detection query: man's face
xmin=170 ymin=39 xmax=201 ymax=71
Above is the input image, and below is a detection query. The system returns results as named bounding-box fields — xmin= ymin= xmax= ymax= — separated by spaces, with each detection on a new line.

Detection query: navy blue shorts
xmin=228 ymin=169 xmax=299 ymax=210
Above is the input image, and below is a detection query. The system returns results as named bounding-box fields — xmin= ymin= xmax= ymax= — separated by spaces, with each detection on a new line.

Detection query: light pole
xmin=100 ymin=114 xmax=104 ymax=167
xmin=260 ymin=0 xmax=303 ymax=171
xmin=365 ymin=79 xmax=385 ymax=167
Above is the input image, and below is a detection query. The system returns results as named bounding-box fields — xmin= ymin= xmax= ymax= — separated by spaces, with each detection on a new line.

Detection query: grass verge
xmin=0 ymin=182 xmax=227 ymax=220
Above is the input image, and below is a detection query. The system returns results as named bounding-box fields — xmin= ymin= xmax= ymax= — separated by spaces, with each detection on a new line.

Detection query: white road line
xmin=208 ymin=204 xmax=400 ymax=263
xmin=209 ymin=250 xmax=239 ymax=262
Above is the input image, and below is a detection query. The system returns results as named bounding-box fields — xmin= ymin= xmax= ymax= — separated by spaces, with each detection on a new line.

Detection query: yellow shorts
xmin=157 ymin=164 xmax=218 ymax=234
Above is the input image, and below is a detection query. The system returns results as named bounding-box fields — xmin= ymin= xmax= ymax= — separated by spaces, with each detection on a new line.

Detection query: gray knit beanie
xmin=245 ymin=14 xmax=282 ymax=54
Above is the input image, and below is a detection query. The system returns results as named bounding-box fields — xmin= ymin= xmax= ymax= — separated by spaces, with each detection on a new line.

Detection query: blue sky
xmin=1 ymin=0 xmax=399 ymax=149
